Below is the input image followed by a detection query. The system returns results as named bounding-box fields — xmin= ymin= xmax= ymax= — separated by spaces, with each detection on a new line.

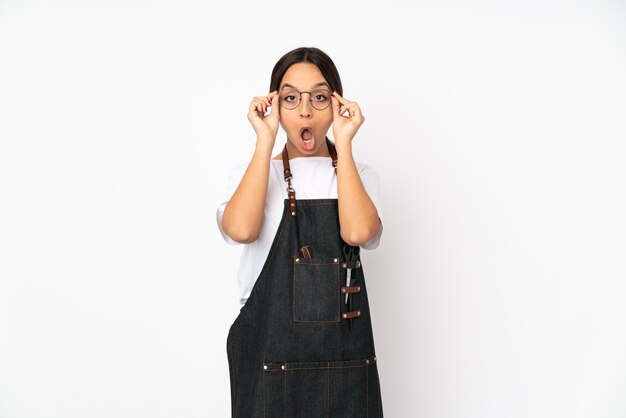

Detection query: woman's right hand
xmin=247 ymin=91 xmax=280 ymax=142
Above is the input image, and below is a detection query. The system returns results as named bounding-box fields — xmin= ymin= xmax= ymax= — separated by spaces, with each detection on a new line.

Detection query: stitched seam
xmin=377 ymin=363 xmax=382 ymax=417
xmin=263 ymin=356 xmax=376 ymax=370
xmin=294 ymin=201 xmax=338 ymax=206
xmin=293 ymin=261 xmax=339 ymax=266
xmin=335 ymin=262 xmax=340 ymax=323
xmin=293 ymin=320 xmax=341 ymax=323
xmin=264 ymin=363 xmax=369 ymax=372
xmin=243 ymin=204 xmax=290 ymax=316
xmin=283 ymin=368 xmax=286 ymax=417
xmin=293 ymin=257 xmax=341 ymax=323
xmin=366 ymin=361 xmax=369 ymax=418
xmin=327 ymin=363 xmax=330 ymax=418
xmin=257 ymin=206 xmax=289 ymax=282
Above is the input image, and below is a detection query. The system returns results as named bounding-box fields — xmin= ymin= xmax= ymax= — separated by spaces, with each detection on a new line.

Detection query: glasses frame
xmin=279 ymin=88 xmax=332 ymax=111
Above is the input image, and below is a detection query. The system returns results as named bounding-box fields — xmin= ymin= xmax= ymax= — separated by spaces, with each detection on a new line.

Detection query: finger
xmin=351 ymin=103 xmax=363 ymax=120
xmin=264 ymin=92 xmax=276 ymax=106
xmin=344 ymin=102 xmax=360 ymax=117
xmin=265 ymin=91 xmax=277 ymax=110
xmin=248 ymin=103 xmax=262 ymax=121
xmin=332 ymin=91 xmax=351 ymax=106
xmin=265 ymin=94 xmax=276 ymax=114
xmin=253 ymin=96 xmax=271 ymax=112
xmin=256 ymin=97 xmax=270 ymax=110
xmin=251 ymin=98 xmax=267 ymax=113
xmin=267 ymin=91 xmax=278 ymax=106
xmin=347 ymin=104 xmax=364 ymax=123
xmin=269 ymin=91 xmax=279 ymax=108
xmin=331 ymin=95 xmax=341 ymax=118
xmin=269 ymin=91 xmax=280 ymax=116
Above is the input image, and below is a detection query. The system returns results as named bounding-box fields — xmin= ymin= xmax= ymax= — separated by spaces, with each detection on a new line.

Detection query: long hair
xmin=269 ymin=47 xmax=343 ymax=96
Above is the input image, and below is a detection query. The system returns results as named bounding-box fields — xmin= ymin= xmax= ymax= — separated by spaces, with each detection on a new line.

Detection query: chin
xmin=288 ymin=136 xmax=324 ymax=156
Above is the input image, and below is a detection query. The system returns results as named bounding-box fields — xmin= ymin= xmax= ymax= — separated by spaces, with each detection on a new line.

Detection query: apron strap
xmin=281 ymin=137 xmax=338 ymax=217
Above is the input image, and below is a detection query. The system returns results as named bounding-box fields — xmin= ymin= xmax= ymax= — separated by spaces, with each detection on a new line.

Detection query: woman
xmin=217 ymin=47 xmax=384 ymax=417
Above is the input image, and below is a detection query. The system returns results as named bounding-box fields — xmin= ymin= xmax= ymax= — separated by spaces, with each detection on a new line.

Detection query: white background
xmin=1 ymin=1 xmax=625 ymax=417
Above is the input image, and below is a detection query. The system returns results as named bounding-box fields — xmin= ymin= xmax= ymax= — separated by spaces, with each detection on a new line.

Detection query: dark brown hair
xmin=269 ymin=47 xmax=343 ymax=96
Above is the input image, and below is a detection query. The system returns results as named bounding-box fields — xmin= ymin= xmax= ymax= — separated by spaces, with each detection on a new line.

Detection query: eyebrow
xmin=280 ymin=82 xmax=330 ymax=90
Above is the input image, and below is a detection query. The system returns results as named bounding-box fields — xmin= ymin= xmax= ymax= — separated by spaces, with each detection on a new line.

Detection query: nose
xmin=298 ymin=93 xmax=312 ymax=118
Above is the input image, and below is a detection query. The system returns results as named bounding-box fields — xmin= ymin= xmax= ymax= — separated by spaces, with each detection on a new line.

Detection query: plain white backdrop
xmin=1 ymin=1 xmax=625 ymax=417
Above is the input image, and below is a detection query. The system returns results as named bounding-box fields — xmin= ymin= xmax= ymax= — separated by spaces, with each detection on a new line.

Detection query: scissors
xmin=343 ymin=245 xmax=360 ymax=304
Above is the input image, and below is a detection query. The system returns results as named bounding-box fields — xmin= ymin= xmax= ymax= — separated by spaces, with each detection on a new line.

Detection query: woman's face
xmin=278 ymin=63 xmax=334 ymax=158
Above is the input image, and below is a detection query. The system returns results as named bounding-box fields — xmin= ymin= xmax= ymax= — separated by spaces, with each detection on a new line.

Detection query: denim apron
xmin=226 ymin=139 xmax=383 ymax=417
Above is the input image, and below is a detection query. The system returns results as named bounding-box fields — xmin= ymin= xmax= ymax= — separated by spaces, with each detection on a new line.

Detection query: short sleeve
xmin=215 ymin=163 xmax=249 ymax=245
xmin=357 ymin=163 xmax=384 ymax=250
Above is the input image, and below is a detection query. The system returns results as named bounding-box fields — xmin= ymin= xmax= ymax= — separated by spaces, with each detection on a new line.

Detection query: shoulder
xmin=231 ymin=161 xmax=249 ymax=173
xmin=355 ymin=161 xmax=377 ymax=172
xmin=220 ymin=162 xmax=250 ymax=195
xmin=226 ymin=162 xmax=249 ymax=180
xmin=354 ymin=161 xmax=381 ymax=181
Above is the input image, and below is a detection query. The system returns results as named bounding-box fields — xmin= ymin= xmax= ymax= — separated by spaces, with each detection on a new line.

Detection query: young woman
xmin=217 ymin=47 xmax=384 ymax=417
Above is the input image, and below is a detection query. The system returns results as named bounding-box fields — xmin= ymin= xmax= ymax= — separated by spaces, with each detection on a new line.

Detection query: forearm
xmin=336 ymin=142 xmax=381 ymax=246
xmin=221 ymin=138 xmax=273 ymax=243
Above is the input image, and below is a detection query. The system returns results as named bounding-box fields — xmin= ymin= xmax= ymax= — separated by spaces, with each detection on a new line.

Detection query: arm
xmin=221 ymin=91 xmax=280 ymax=244
xmin=336 ymin=142 xmax=382 ymax=246
xmin=220 ymin=139 xmax=273 ymax=243
xmin=332 ymin=92 xmax=382 ymax=246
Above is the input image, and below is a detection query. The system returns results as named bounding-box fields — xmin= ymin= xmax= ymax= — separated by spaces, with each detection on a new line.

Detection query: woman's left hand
xmin=331 ymin=92 xmax=365 ymax=147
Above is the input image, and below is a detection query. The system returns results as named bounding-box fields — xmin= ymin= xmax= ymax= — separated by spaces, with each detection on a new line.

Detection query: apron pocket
xmin=293 ymin=257 xmax=341 ymax=322
xmin=262 ymin=356 xmax=379 ymax=418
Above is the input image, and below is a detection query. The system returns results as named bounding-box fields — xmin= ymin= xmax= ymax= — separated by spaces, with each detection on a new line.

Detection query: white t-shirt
xmin=216 ymin=157 xmax=383 ymax=305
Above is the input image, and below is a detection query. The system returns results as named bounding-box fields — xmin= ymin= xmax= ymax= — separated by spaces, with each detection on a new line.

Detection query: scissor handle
xmin=342 ymin=244 xmax=360 ymax=261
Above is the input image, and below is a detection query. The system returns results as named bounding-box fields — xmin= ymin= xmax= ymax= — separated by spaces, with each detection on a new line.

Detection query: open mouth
xmin=299 ymin=127 xmax=315 ymax=150
xmin=300 ymin=127 xmax=313 ymax=141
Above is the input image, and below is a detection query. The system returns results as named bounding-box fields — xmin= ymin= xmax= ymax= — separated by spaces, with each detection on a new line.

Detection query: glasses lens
xmin=280 ymin=89 xmax=300 ymax=109
xmin=311 ymin=89 xmax=331 ymax=110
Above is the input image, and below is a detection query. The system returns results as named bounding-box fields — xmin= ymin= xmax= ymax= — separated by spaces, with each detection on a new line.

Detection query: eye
xmin=281 ymin=90 xmax=299 ymax=103
xmin=313 ymin=91 xmax=329 ymax=102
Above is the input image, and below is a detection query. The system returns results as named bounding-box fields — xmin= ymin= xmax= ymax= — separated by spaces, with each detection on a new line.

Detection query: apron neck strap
xmin=282 ymin=137 xmax=337 ymax=180
xmin=281 ymin=137 xmax=337 ymax=217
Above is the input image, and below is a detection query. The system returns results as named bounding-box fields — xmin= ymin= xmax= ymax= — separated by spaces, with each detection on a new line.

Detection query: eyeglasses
xmin=279 ymin=88 xmax=332 ymax=111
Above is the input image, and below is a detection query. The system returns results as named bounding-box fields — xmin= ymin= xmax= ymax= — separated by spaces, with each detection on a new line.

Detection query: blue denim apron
xmin=226 ymin=139 xmax=383 ymax=417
